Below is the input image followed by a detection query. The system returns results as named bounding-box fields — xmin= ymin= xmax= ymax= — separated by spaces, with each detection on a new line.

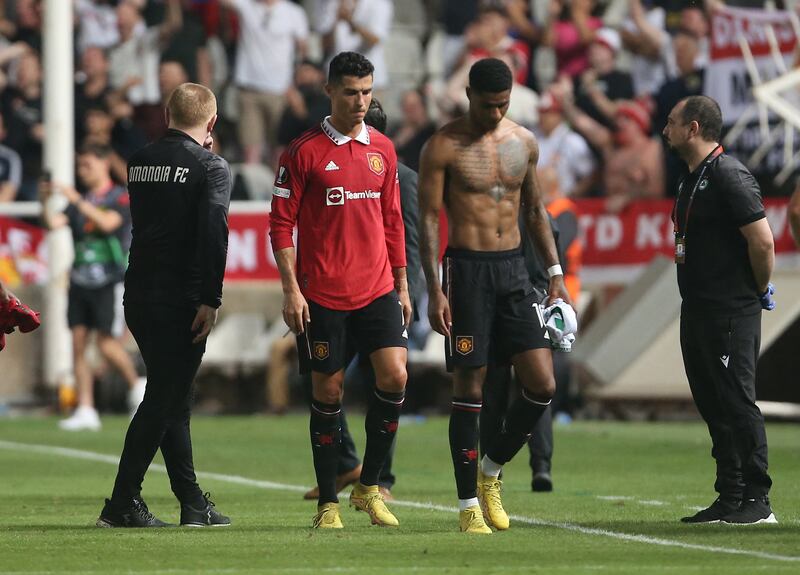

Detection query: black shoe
xmin=722 ymin=497 xmax=778 ymax=525
xmin=96 ymin=497 xmax=170 ymax=528
xmin=532 ymin=472 xmax=553 ymax=492
xmin=180 ymin=492 xmax=231 ymax=527
xmin=680 ymin=497 xmax=740 ymax=524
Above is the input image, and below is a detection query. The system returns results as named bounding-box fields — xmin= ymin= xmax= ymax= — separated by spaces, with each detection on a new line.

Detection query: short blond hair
xmin=166 ymin=83 xmax=217 ymax=129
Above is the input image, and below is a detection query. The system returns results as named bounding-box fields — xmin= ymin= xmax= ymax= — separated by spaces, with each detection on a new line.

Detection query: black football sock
xmin=487 ymin=389 xmax=550 ymax=466
xmin=360 ymin=388 xmax=404 ymax=486
xmin=310 ymin=399 xmax=342 ymax=505
xmin=449 ymin=397 xmax=481 ymax=500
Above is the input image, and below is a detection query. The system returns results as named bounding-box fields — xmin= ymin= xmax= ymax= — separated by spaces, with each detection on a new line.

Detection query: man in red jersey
xmin=269 ymin=52 xmax=410 ymax=530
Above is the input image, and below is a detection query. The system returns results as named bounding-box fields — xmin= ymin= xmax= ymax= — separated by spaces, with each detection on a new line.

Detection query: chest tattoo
xmin=452 ymin=135 xmax=529 ymax=202
xmin=497 ymin=138 xmax=528 ymax=181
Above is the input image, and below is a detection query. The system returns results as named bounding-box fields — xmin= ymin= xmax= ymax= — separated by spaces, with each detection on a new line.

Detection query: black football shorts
xmin=297 ymin=290 xmax=408 ymax=374
xmin=442 ymin=247 xmax=549 ymax=372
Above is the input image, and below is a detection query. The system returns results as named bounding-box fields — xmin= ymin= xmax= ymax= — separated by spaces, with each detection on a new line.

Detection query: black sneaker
xmin=96 ymin=497 xmax=170 ymax=528
xmin=722 ymin=497 xmax=778 ymax=525
xmin=532 ymin=472 xmax=553 ymax=492
xmin=681 ymin=497 xmax=740 ymax=524
xmin=180 ymin=492 xmax=231 ymax=527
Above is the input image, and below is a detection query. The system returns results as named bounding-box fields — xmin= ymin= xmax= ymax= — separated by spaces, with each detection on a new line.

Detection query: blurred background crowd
xmin=1 ymin=0 xmax=799 ymax=419
xmin=0 ymin=0 xmax=790 ymax=211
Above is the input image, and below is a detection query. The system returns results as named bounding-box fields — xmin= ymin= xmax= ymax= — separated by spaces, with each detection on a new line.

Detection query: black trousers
xmin=680 ymin=309 xmax=771 ymax=500
xmin=110 ymin=303 xmax=205 ymax=506
xmin=301 ymin=359 xmax=396 ymax=488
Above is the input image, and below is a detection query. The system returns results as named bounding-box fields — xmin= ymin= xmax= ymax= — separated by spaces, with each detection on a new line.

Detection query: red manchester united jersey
xmin=269 ymin=117 xmax=406 ymax=311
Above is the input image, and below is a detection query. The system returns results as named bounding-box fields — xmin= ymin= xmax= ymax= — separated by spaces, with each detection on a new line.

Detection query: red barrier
xmin=577 ymin=198 xmax=795 ymax=265
xmin=2 ymin=199 xmax=794 ymax=286
xmin=224 ymin=198 xmax=796 ymax=282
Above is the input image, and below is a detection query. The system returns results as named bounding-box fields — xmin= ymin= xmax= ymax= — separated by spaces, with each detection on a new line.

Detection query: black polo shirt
xmin=674 ymin=151 xmax=765 ymax=316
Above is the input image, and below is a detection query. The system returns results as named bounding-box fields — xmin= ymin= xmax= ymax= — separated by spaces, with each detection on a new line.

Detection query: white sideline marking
xmin=598 ymin=496 xmax=705 ymax=512
xmin=1 ymin=440 xmax=798 ymax=564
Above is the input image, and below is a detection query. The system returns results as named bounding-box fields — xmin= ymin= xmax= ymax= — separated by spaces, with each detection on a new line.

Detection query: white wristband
xmin=547 ymin=264 xmax=563 ymax=278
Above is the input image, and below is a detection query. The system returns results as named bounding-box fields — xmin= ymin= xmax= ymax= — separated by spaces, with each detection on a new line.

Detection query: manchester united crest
xmin=366 ymin=152 xmax=385 ymax=175
xmin=455 ymin=336 xmax=473 ymax=355
xmin=313 ymin=341 xmax=329 ymax=360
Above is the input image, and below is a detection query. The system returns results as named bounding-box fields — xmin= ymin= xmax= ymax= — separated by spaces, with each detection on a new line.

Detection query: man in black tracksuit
xmin=663 ymin=95 xmax=777 ymax=525
xmin=97 ymin=83 xmax=232 ymax=528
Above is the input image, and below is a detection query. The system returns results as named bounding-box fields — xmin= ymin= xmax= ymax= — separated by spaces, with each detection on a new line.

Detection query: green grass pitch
xmin=0 ymin=415 xmax=798 ymax=574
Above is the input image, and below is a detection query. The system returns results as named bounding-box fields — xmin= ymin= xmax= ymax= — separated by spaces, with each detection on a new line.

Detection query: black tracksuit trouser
xmin=680 ymin=308 xmax=771 ymax=500
xmin=110 ymin=303 xmax=205 ymax=506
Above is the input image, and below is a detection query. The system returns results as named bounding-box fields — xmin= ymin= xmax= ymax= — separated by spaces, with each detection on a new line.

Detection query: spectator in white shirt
xmin=221 ymin=0 xmax=309 ymax=164
xmin=621 ymin=0 xmax=669 ymax=98
xmin=107 ymin=0 xmax=182 ymax=141
xmin=317 ymin=0 xmax=394 ymax=92
xmin=624 ymin=2 xmax=709 ymax=87
xmin=75 ymin=0 xmax=120 ymax=54
xmin=534 ymin=91 xmax=595 ymax=198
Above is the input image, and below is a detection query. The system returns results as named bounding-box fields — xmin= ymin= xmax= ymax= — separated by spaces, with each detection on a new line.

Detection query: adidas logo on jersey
xmin=325 ymin=161 xmax=340 ymax=171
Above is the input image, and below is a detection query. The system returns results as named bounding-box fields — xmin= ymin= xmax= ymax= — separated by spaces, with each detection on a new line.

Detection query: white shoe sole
xmin=724 ymin=513 xmax=778 ymax=525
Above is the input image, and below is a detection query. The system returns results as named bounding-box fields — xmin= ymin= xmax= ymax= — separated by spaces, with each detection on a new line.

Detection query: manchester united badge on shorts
xmin=455 ymin=336 xmax=473 ymax=355
xmin=366 ymin=152 xmax=385 ymax=175
xmin=313 ymin=341 xmax=330 ymax=360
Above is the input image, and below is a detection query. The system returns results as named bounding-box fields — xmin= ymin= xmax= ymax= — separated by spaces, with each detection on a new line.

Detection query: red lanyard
xmin=672 ymin=145 xmax=723 ymax=238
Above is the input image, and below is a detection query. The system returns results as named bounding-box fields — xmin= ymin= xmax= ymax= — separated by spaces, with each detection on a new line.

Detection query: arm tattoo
xmin=522 ymin=149 xmax=560 ymax=267
xmin=420 ymin=212 xmax=441 ymax=291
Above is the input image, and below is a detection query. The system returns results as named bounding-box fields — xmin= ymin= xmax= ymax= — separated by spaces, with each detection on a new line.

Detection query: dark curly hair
xmin=364 ymin=98 xmax=387 ymax=134
xmin=469 ymin=58 xmax=512 ymax=94
xmin=328 ymin=51 xmax=375 ymax=85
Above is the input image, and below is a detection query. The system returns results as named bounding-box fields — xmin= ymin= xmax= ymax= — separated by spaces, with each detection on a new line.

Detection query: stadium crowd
xmin=0 ymin=0 xmax=786 ymax=208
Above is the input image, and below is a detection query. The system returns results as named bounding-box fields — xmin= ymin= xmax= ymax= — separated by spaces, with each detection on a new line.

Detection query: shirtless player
xmin=419 ymin=58 xmax=571 ymax=534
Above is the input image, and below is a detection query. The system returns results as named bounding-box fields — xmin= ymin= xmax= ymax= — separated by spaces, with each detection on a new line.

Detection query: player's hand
xmin=203 ymin=133 xmax=214 ymax=151
xmin=191 ymin=304 xmax=218 ymax=343
xmin=398 ymin=287 xmax=412 ymax=328
xmin=546 ymin=275 xmax=572 ymax=307
xmin=427 ymin=289 xmax=451 ymax=338
xmin=283 ymin=289 xmax=310 ymax=334
xmin=759 ymin=282 xmax=776 ymax=311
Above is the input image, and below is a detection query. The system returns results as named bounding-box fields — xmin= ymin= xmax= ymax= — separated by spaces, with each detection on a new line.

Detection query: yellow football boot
xmin=459 ymin=505 xmax=492 ymax=534
xmin=312 ymin=502 xmax=344 ymax=529
xmin=349 ymin=483 xmax=399 ymax=527
xmin=478 ymin=469 xmax=510 ymax=530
